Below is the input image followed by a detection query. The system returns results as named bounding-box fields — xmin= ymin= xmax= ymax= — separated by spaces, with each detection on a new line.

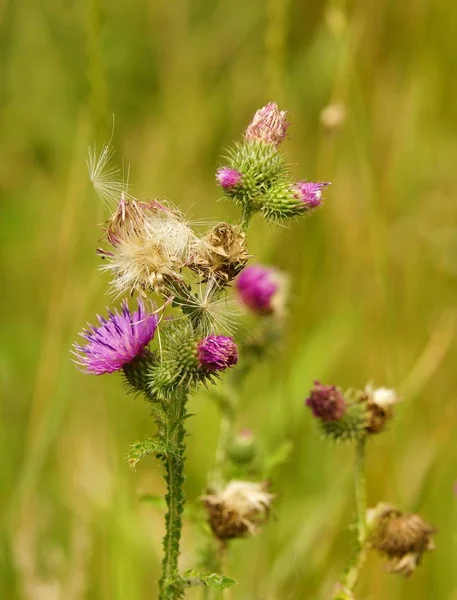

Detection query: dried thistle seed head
xmin=320 ymin=103 xmax=347 ymax=131
xmin=190 ymin=223 xmax=250 ymax=283
xmin=245 ymin=102 xmax=289 ymax=146
xmin=201 ymin=480 xmax=275 ymax=541
xmin=168 ymin=277 xmax=240 ymax=335
xmin=363 ymin=384 xmax=400 ymax=434
xmin=368 ymin=503 xmax=436 ymax=577
xmin=98 ymin=198 xmax=198 ymax=296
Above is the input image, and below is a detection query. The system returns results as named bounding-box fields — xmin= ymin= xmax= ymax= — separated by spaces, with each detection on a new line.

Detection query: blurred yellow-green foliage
xmin=2 ymin=0 xmax=457 ymax=598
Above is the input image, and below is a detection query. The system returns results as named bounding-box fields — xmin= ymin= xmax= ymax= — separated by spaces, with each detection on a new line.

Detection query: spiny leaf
xmin=182 ymin=569 xmax=237 ymax=590
xmin=126 ymin=438 xmax=167 ymax=469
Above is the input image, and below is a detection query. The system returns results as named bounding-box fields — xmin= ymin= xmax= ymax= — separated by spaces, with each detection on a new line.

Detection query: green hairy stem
xmin=159 ymin=389 xmax=188 ymax=600
xmin=333 ymin=437 xmax=368 ymax=599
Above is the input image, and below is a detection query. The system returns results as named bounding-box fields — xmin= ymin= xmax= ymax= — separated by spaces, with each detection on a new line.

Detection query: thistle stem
xmin=241 ymin=206 xmax=252 ymax=231
xmin=333 ymin=437 xmax=368 ymax=598
xmin=159 ymin=390 xmax=188 ymax=600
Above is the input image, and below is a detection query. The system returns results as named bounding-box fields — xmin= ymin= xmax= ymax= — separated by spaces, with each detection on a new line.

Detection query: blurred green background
xmin=2 ymin=0 xmax=457 ymax=598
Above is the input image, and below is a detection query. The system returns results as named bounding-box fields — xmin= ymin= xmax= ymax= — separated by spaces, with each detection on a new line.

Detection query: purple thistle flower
xmin=197 ymin=335 xmax=238 ymax=372
xmin=73 ymin=300 xmax=157 ymax=375
xmin=294 ymin=181 xmax=330 ymax=208
xmin=306 ymin=381 xmax=347 ymax=421
xmin=236 ymin=265 xmax=283 ymax=315
xmin=245 ymin=102 xmax=289 ymax=146
xmin=216 ymin=167 xmax=242 ymax=189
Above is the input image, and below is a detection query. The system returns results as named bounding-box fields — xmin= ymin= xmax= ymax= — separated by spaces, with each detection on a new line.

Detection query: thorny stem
xmin=333 ymin=437 xmax=368 ymax=599
xmin=159 ymin=389 xmax=188 ymax=600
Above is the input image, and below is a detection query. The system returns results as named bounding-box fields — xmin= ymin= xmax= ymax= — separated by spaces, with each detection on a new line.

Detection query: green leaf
xmin=263 ymin=440 xmax=293 ymax=474
xmin=126 ymin=438 xmax=166 ymax=469
xmin=183 ymin=570 xmax=237 ymax=591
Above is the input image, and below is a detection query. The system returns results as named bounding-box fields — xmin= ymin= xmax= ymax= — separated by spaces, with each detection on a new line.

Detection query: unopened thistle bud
xmin=306 ymin=381 xmax=347 ymax=421
xmin=364 ymin=384 xmax=400 ymax=434
xmin=236 ymin=264 xmax=286 ymax=315
xmin=201 ymin=480 xmax=274 ymax=540
xmin=189 ymin=222 xmax=250 ymax=283
xmin=216 ymin=167 xmax=242 ymax=189
xmin=245 ymin=102 xmax=289 ymax=146
xmin=227 ymin=429 xmax=258 ymax=466
xmin=72 ymin=300 xmax=157 ymax=375
xmin=293 ymin=181 xmax=330 ymax=209
xmin=148 ymin=324 xmax=238 ymax=398
xmin=368 ymin=503 xmax=436 ymax=577
xmin=306 ymin=382 xmax=367 ymax=443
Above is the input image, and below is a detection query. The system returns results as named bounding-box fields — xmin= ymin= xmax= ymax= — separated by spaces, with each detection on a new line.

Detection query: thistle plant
xmin=74 ymin=102 xmax=329 ymax=599
xmin=305 ymin=382 xmax=436 ymax=598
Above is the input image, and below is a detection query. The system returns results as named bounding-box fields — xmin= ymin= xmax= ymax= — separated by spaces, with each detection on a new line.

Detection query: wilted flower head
xmin=73 ymin=300 xmax=157 ymax=375
xmin=197 ymin=335 xmax=238 ymax=372
xmin=364 ymin=384 xmax=400 ymax=434
xmin=245 ymin=102 xmax=289 ymax=146
xmin=190 ymin=222 xmax=250 ymax=283
xmin=236 ymin=264 xmax=286 ymax=315
xmin=368 ymin=503 xmax=436 ymax=577
xmin=98 ymin=197 xmax=199 ymax=296
xmin=306 ymin=381 xmax=347 ymax=421
xmin=294 ymin=181 xmax=330 ymax=208
xmin=216 ymin=167 xmax=242 ymax=189
xmin=201 ymin=480 xmax=274 ymax=540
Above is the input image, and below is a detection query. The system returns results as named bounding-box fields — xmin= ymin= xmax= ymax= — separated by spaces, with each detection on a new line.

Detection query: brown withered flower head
xmin=368 ymin=503 xmax=436 ymax=577
xmin=201 ymin=480 xmax=275 ymax=541
xmin=190 ymin=222 xmax=250 ymax=284
xmin=363 ymin=385 xmax=400 ymax=434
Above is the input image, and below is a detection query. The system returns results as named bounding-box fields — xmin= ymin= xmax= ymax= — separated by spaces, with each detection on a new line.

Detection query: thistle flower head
xmin=306 ymin=381 xmax=347 ymax=421
xmin=197 ymin=335 xmax=238 ymax=372
xmin=189 ymin=222 xmax=250 ymax=284
xmin=216 ymin=167 xmax=242 ymax=189
xmin=245 ymin=102 xmax=289 ymax=146
xmin=364 ymin=384 xmax=400 ymax=434
xmin=368 ymin=503 xmax=436 ymax=577
xmin=73 ymin=300 xmax=157 ymax=375
xmin=294 ymin=181 xmax=330 ymax=208
xmin=235 ymin=264 xmax=286 ymax=315
xmin=201 ymin=480 xmax=275 ymax=540
xmin=99 ymin=198 xmax=199 ymax=296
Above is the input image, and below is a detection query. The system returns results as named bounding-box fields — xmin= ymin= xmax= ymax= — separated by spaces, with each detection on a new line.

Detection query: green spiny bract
xmin=148 ymin=322 xmax=218 ymax=400
xmin=226 ymin=141 xmax=288 ymax=190
xmin=259 ymin=179 xmax=305 ymax=221
xmin=123 ymin=351 xmax=158 ymax=396
xmin=320 ymin=402 xmax=367 ymax=443
xmin=222 ymin=141 xmax=308 ymax=221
